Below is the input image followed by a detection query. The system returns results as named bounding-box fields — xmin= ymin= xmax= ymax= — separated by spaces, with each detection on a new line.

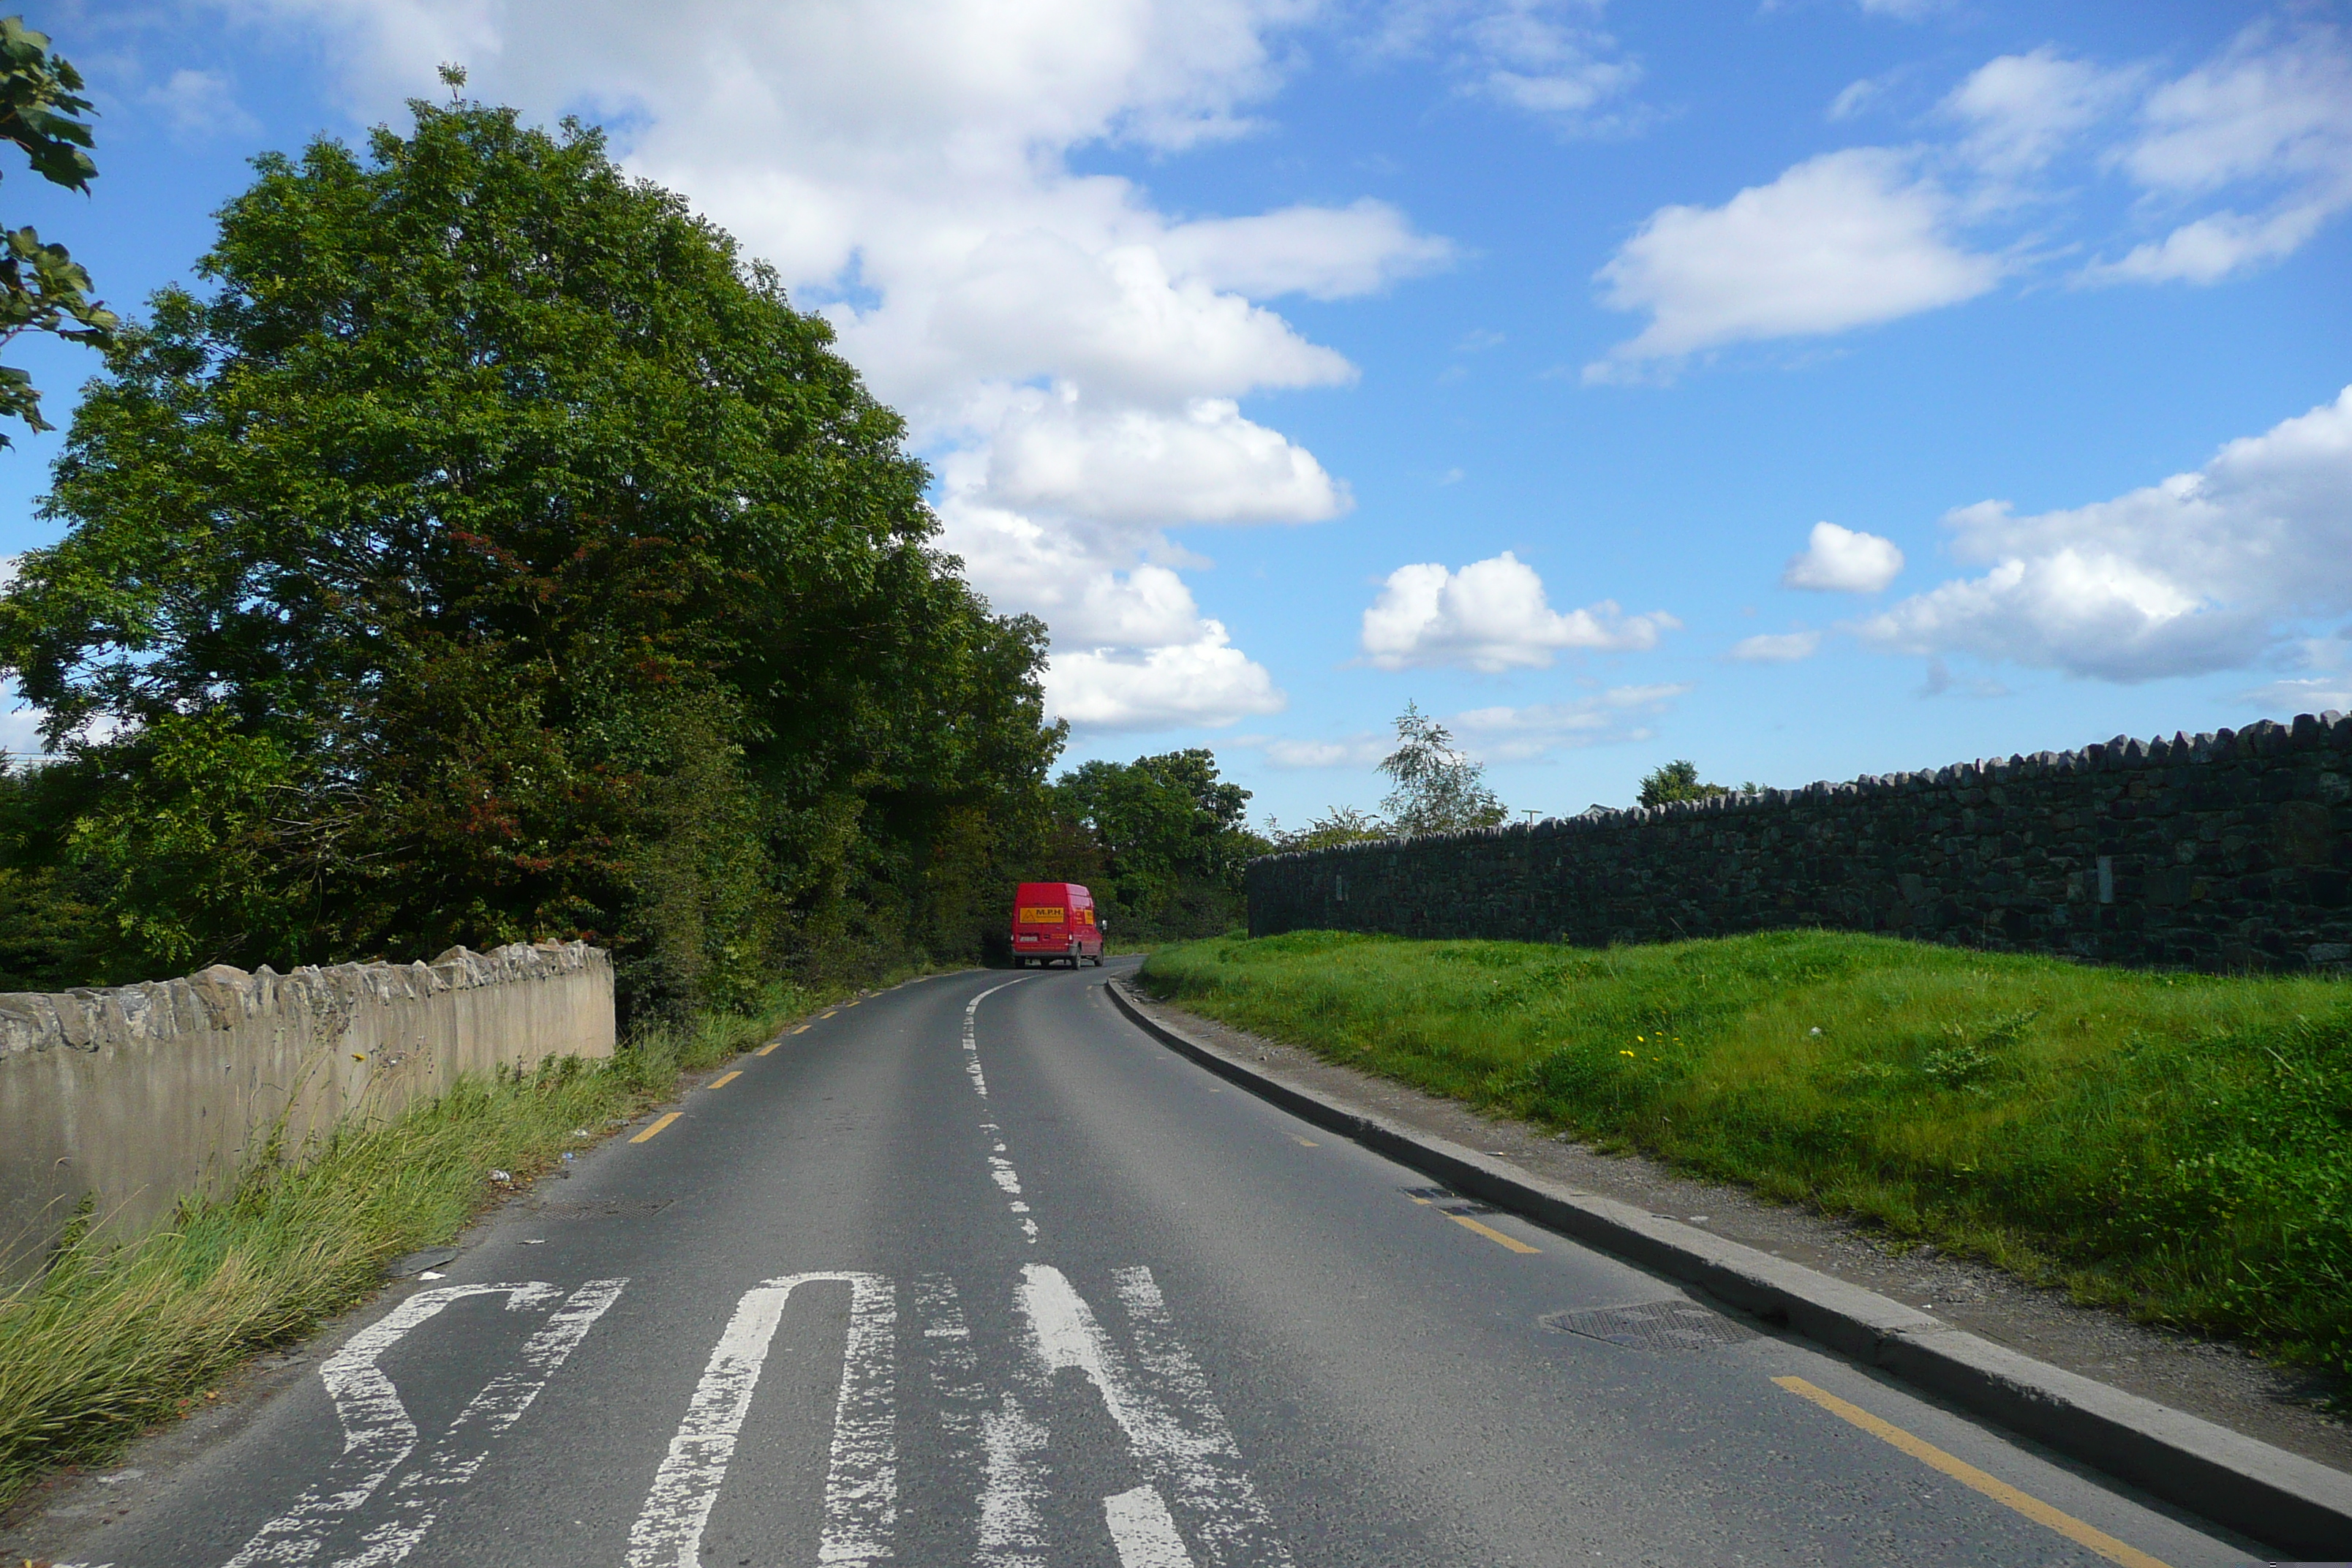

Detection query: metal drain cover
xmin=1542 ymin=1299 xmax=1760 ymax=1352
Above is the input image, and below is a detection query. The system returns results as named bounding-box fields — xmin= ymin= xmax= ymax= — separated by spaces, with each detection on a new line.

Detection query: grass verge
xmin=0 ymin=976 xmax=854 ymax=1512
xmin=1141 ymin=929 xmax=2352 ymax=1382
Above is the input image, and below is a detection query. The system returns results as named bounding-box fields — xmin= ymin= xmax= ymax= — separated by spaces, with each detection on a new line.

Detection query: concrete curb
xmin=1106 ymin=977 xmax=2352 ymax=1559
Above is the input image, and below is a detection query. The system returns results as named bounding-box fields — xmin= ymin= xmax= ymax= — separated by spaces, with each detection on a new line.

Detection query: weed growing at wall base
xmin=1141 ymin=930 xmax=2352 ymax=1383
xmin=0 ymin=984 xmax=815 ymax=1512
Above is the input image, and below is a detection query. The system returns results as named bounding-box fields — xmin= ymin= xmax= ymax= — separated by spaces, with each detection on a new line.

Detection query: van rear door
xmin=1011 ymin=882 xmax=1070 ymax=962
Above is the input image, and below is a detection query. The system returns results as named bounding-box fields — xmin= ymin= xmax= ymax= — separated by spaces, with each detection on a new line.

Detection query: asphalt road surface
xmin=69 ymin=960 xmax=2274 ymax=1567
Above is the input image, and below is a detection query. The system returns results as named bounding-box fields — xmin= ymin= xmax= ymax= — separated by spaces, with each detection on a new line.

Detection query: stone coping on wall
xmin=0 ymin=940 xmax=608 ymax=1059
xmin=1249 ymin=711 xmax=2352 ymax=866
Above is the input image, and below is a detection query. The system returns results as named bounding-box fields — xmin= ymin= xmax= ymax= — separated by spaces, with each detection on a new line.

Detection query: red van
xmin=1010 ymin=882 xmax=1104 ymax=968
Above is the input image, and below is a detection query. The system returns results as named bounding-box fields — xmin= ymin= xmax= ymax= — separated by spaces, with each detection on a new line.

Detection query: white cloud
xmin=1363 ymin=0 xmax=1643 ymax=133
xmin=977 ymin=389 xmax=1349 ymax=527
xmin=1360 ymin=551 xmax=1677 ymax=671
xmin=2239 ymin=676 xmax=2352 ymax=716
xmin=235 ymin=0 xmax=1455 ymax=733
xmin=1919 ymin=657 xmax=2010 ymax=700
xmin=1591 ymin=23 xmax=2350 ymax=380
xmin=1782 ymin=521 xmax=1904 ymax=592
xmin=2238 ymin=633 xmax=2352 ymax=717
xmin=1587 ymin=148 xmax=2001 ymax=378
xmin=935 ymin=472 xmax=1293 ymax=730
xmin=1828 ymin=76 xmax=1888 ymax=123
xmin=1156 ymin=200 xmax=1455 ymax=301
xmin=836 ymin=233 xmax=1360 ymax=417
xmin=1044 ymin=627 xmax=1286 ymax=731
xmin=1452 ymin=683 xmax=1692 ymax=761
xmin=143 ymin=67 xmax=262 ymax=140
xmin=1728 ymin=630 xmax=1822 ymax=663
xmin=1254 ymin=734 xmax=1392 ymax=769
xmin=2118 ymin=23 xmax=2352 ymax=196
xmin=2087 ymin=20 xmax=2352 ymax=284
xmin=1856 ymin=385 xmax=2352 ymax=682
xmin=2085 ymin=204 xmax=2337 ymax=285
xmin=1942 ymin=47 xmax=2136 ymax=178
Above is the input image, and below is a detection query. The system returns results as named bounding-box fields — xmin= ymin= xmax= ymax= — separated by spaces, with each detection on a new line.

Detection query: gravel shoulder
xmin=1135 ymin=988 xmax=2352 ymax=1475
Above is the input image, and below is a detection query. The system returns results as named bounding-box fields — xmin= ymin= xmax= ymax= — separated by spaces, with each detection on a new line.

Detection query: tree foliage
xmin=0 ymin=15 xmax=115 ymax=445
xmin=1379 ymin=703 xmax=1506 ymax=834
xmin=0 ymin=93 xmax=1061 ymax=1006
xmin=1047 ymin=749 xmax=1264 ymax=940
xmin=1637 ymin=759 xmax=1734 ymax=809
xmin=1267 ymin=804 xmax=1390 ymax=853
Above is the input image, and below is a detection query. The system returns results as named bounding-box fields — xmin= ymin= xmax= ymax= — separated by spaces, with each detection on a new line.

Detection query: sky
xmin=1 ymin=0 xmax=2348 ymax=828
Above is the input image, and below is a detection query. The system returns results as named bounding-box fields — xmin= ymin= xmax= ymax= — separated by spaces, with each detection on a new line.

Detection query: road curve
xmin=61 ymin=959 xmax=2268 ymax=1567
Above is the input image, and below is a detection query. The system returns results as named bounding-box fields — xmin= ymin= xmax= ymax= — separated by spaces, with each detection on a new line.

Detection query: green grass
xmin=1141 ymin=930 xmax=2352 ymax=1381
xmin=0 ymin=979 xmax=850 ymax=1511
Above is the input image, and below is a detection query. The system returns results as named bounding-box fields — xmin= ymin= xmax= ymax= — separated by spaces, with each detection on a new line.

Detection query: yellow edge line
xmin=1448 ymin=1213 xmax=1541 ymax=1254
xmin=630 ymin=1111 xmax=682 ymax=1145
xmin=709 ymin=1070 xmax=742 ymax=1088
xmin=755 ymin=1040 xmax=782 ymax=1056
xmin=1772 ymin=1378 xmax=2174 ymax=1568
xmin=791 ymin=1023 xmax=811 ymax=1035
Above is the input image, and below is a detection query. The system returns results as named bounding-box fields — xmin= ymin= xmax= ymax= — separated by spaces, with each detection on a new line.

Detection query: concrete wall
xmin=0 ymin=941 xmax=614 ymax=1269
xmin=1248 ymin=712 xmax=2352 ymax=973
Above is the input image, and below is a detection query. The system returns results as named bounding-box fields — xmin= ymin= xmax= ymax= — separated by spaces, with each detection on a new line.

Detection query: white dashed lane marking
xmin=960 ymin=979 xmax=1024 ymax=1100
xmin=963 ymin=979 xmax=1040 ymax=1243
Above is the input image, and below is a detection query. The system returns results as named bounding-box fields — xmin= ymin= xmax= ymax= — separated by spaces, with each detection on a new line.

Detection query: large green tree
xmin=0 ymin=15 xmax=116 ymax=445
xmin=1052 ymin=749 xmax=1262 ymax=939
xmin=0 ymin=86 xmax=1060 ymax=1003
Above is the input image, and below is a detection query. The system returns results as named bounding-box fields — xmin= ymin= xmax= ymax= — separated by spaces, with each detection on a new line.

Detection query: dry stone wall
xmin=1248 ymin=712 xmax=2352 ymax=973
xmin=0 ymin=941 xmax=614 ymax=1271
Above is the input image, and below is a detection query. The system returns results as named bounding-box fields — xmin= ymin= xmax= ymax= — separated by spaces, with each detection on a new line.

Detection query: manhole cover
xmin=1542 ymin=1299 xmax=1760 ymax=1352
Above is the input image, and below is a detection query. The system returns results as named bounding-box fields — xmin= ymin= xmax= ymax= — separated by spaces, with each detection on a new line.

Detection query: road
xmin=67 ymin=959 xmax=2269 ymax=1567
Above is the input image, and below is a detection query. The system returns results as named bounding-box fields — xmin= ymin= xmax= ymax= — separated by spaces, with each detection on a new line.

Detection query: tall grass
xmin=0 ymin=980 xmax=826 ymax=1510
xmin=1142 ymin=930 xmax=2352 ymax=1380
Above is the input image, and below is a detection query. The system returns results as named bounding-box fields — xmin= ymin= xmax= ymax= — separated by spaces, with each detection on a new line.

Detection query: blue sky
xmin=3 ymin=0 xmax=2349 ymax=827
